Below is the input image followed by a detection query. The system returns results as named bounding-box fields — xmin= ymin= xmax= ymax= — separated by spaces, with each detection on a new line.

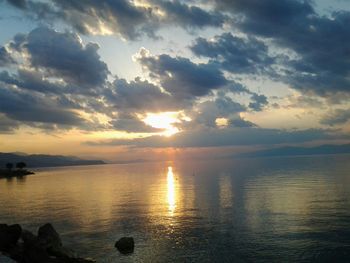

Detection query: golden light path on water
xmin=167 ymin=166 xmax=176 ymax=215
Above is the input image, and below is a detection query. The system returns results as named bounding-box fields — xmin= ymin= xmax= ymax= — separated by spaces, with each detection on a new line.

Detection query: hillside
xmin=0 ymin=152 xmax=105 ymax=168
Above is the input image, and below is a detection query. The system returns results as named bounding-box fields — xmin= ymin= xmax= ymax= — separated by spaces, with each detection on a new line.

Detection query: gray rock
xmin=38 ymin=223 xmax=62 ymax=250
xmin=115 ymin=237 xmax=134 ymax=254
xmin=1 ymin=223 xmax=96 ymax=263
xmin=0 ymin=224 xmax=22 ymax=251
xmin=21 ymin=229 xmax=37 ymax=244
xmin=0 ymin=255 xmax=16 ymax=263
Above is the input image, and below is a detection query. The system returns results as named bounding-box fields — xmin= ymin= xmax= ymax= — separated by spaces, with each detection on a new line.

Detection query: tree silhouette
xmin=16 ymin=162 xmax=26 ymax=170
xmin=6 ymin=162 xmax=13 ymax=171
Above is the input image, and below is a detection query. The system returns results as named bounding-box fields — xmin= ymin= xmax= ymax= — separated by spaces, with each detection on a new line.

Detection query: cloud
xmin=135 ymin=48 xmax=228 ymax=101
xmin=321 ymin=108 xmax=350 ymax=126
xmin=213 ymin=0 xmax=350 ymax=97
xmin=104 ymin=77 xmax=180 ymax=112
xmin=0 ymin=83 xmax=86 ymax=126
xmin=109 ymin=113 xmax=164 ymax=133
xmin=5 ymin=0 xmax=226 ymax=40
xmin=229 ymin=118 xmax=256 ymax=128
xmin=154 ymin=0 xmax=225 ymax=29
xmin=13 ymin=27 xmax=110 ymax=89
xmin=189 ymin=95 xmax=246 ymax=128
xmin=85 ymin=127 xmax=343 ymax=148
xmin=248 ymin=94 xmax=268 ymax=111
xmin=5 ymin=0 xmax=26 ymax=8
xmin=0 ymin=46 xmax=15 ymax=67
xmin=214 ymin=0 xmax=314 ymax=35
xmin=0 ymin=69 xmax=63 ymax=95
xmin=0 ymin=114 xmax=19 ymax=133
xmin=191 ymin=32 xmax=274 ymax=74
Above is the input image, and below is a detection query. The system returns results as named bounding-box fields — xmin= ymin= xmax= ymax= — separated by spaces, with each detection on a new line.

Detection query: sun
xmin=143 ymin=112 xmax=181 ymax=137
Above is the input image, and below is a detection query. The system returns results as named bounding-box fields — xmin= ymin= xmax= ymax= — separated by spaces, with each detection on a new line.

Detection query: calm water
xmin=1 ymin=155 xmax=350 ymax=262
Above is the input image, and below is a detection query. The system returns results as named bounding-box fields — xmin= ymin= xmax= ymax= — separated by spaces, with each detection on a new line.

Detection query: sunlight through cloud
xmin=143 ymin=112 xmax=181 ymax=137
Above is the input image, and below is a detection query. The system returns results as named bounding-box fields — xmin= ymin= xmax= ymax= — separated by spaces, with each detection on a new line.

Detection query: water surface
xmin=1 ymin=155 xmax=350 ymax=262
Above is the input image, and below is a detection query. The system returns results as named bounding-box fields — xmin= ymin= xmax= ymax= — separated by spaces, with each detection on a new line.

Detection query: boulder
xmin=0 ymin=224 xmax=22 ymax=251
xmin=21 ymin=229 xmax=38 ymax=245
xmin=0 ymin=255 xmax=16 ymax=263
xmin=115 ymin=237 xmax=134 ymax=254
xmin=20 ymin=229 xmax=51 ymax=263
xmin=1 ymin=223 xmax=97 ymax=263
xmin=22 ymin=241 xmax=51 ymax=263
xmin=48 ymin=245 xmax=78 ymax=259
xmin=38 ymin=223 xmax=62 ymax=250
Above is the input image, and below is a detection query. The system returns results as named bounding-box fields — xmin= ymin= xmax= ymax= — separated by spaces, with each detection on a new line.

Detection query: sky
xmin=0 ymin=0 xmax=350 ymax=162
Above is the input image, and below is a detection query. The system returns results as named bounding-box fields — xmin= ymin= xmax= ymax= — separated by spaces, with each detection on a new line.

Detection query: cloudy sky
xmin=0 ymin=0 xmax=350 ymax=161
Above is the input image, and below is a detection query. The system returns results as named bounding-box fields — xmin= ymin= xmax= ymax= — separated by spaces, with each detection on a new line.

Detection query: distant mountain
xmin=0 ymin=152 xmax=105 ymax=168
xmin=240 ymin=144 xmax=350 ymax=158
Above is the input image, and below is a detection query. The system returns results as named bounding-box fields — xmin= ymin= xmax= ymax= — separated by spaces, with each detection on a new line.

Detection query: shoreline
xmin=0 ymin=223 xmax=96 ymax=262
xmin=0 ymin=169 xmax=34 ymax=179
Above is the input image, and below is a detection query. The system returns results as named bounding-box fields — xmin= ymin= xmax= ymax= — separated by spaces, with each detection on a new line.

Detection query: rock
xmin=6 ymin=243 xmax=24 ymax=262
xmin=115 ymin=237 xmax=134 ymax=254
xmin=0 ymin=254 xmax=16 ymax=263
xmin=22 ymin=243 xmax=51 ymax=263
xmin=21 ymin=229 xmax=38 ymax=244
xmin=0 ymin=224 xmax=22 ymax=251
xmin=1 ymin=223 xmax=96 ymax=263
xmin=20 ymin=229 xmax=51 ymax=263
xmin=48 ymin=245 xmax=78 ymax=259
xmin=38 ymin=223 xmax=62 ymax=250
xmin=64 ymin=258 xmax=96 ymax=263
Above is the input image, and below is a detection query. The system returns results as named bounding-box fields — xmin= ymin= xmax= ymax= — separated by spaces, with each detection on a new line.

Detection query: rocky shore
xmin=0 ymin=223 xmax=96 ymax=263
xmin=0 ymin=169 xmax=34 ymax=179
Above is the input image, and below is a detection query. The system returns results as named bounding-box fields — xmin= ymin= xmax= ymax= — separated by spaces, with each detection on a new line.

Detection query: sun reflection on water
xmin=167 ymin=166 xmax=176 ymax=215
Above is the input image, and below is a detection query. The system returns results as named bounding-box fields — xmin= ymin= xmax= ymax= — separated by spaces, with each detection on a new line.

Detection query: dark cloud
xmin=229 ymin=118 xmax=256 ymax=128
xmin=51 ymin=0 xmax=157 ymax=39
xmin=191 ymin=95 xmax=246 ymax=127
xmin=0 ymin=68 xmax=110 ymax=126
xmin=248 ymin=94 xmax=268 ymax=111
xmin=4 ymin=0 xmax=226 ymax=40
xmin=109 ymin=113 xmax=164 ymax=133
xmin=155 ymin=0 xmax=225 ymax=29
xmin=0 ymin=114 xmax=19 ymax=133
xmin=136 ymin=48 xmax=228 ymax=101
xmin=213 ymin=0 xmax=350 ymax=96
xmin=286 ymin=95 xmax=325 ymax=109
xmin=5 ymin=0 xmax=26 ymax=8
xmin=321 ymin=108 xmax=350 ymax=126
xmin=105 ymin=78 xmax=180 ymax=112
xmin=0 ymin=46 xmax=15 ymax=67
xmin=191 ymin=32 xmax=274 ymax=74
xmin=0 ymin=84 xmax=85 ymax=126
xmin=4 ymin=0 xmax=155 ymax=39
xmin=2 ymin=0 xmax=350 ymax=143
xmin=16 ymin=27 xmax=110 ymax=89
xmin=215 ymin=0 xmax=314 ymax=35
xmin=0 ymin=69 xmax=63 ymax=94
xmin=85 ymin=127 xmax=342 ymax=148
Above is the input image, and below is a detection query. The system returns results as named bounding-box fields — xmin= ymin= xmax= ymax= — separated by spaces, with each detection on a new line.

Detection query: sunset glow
xmin=1 ymin=0 xmax=350 ymax=262
xmin=0 ymin=0 xmax=349 ymax=161
xmin=143 ymin=112 xmax=181 ymax=137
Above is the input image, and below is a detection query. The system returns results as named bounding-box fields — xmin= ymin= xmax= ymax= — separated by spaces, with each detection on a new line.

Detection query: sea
xmin=1 ymin=155 xmax=350 ymax=262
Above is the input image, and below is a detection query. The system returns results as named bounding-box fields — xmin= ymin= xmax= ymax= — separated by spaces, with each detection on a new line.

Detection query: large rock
xmin=115 ymin=237 xmax=134 ymax=254
xmin=21 ymin=229 xmax=38 ymax=244
xmin=1 ymin=223 xmax=97 ymax=263
xmin=0 ymin=224 xmax=22 ymax=251
xmin=38 ymin=223 xmax=62 ymax=250
xmin=22 ymin=241 xmax=51 ymax=263
xmin=0 ymin=255 xmax=16 ymax=263
xmin=20 ymin=229 xmax=51 ymax=263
